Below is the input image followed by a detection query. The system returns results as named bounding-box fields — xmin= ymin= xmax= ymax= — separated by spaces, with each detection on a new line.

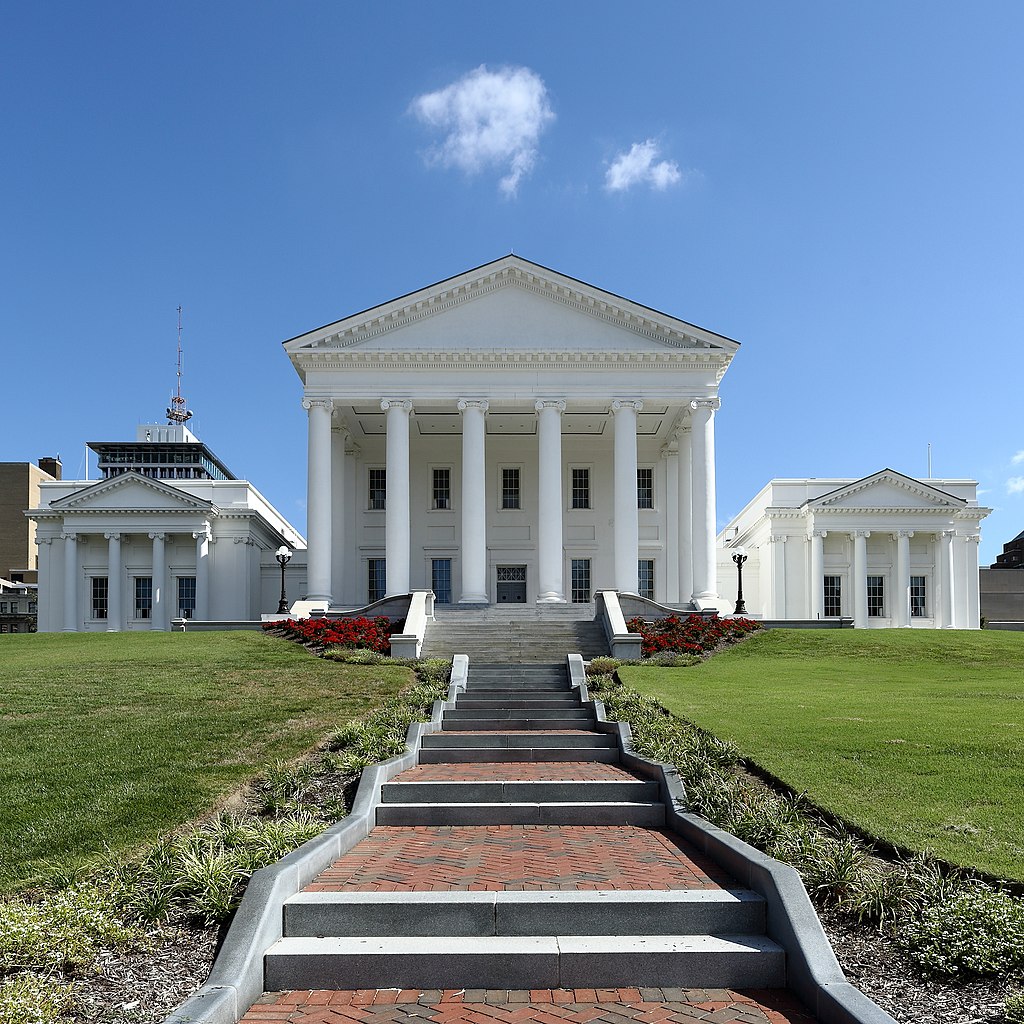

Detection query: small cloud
xmin=1007 ymin=477 xmax=1024 ymax=495
xmin=1011 ymin=450 xmax=1024 ymax=465
xmin=410 ymin=64 xmax=554 ymax=197
xmin=605 ymin=139 xmax=683 ymax=192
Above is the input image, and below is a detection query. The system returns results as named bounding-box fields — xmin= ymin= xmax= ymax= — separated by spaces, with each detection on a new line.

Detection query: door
xmin=496 ymin=565 xmax=527 ymax=603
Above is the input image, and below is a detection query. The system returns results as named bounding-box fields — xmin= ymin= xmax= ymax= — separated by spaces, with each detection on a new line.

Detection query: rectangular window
xmin=501 ymin=467 xmax=521 ymax=510
xmin=178 ymin=576 xmax=197 ymax=619
xmin=823 ymin=575 xmax=842 ymax=617
xmin=571 ymin=467 xmax=591 ymax=509
xmin=368 ymin=558 xmax=387 ymax=603
xmin=135 ymin=577 xmax=153 ymax=619
xmin=638 ymin=559 xmax=655 ymax=600
xmin=867 ymin=575 xmax=885 ymax=617
xmin=28 ymin=601 xmax=37 ymax=613
xmin=91 ymin=577 xmax=108 ymax=620
xmin=368 ymin=468 xmax=387 ymax=510
xmin=432 ymin=468 xmax=451 ymax=510
xmin=432 ymin=558 xmax=453 ymax=604
xmin=910 ymin=576 xmax=927 ymax=617
xmin=637 ymin=467 xmax=654 ymax=510
xmin=571 ymin=558 xmax=592 ymax=604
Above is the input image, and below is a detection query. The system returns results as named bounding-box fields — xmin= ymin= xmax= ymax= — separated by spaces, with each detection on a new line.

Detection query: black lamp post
xmin=732 ymin=546 xmax=748 ymax=616
xmin=276 ymin=546 xmax=292 ymax=615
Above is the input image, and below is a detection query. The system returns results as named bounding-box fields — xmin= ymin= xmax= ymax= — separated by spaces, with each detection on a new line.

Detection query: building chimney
xmin=38 ymin=456 xmax=62 ymax=480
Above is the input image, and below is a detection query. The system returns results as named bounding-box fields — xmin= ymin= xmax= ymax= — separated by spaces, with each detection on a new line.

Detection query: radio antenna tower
xmin=166 ymin=305 xmax=194 ymax=426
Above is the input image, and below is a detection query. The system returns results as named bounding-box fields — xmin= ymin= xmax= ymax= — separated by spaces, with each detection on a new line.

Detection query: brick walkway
xmin=392 ymin=764 xmax=640 ymax=782
xmin=305 ymin=826 xmax=734 ymax=892
xmin=241 ymin=988 xmax=816 ymax=1024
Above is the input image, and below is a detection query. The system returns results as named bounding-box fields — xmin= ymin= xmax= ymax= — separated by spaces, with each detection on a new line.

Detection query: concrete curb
xmin=587 ymin=692 xmax=899 ymax=1024
xmin=163 ymin=659 xmax=464 ymax=1024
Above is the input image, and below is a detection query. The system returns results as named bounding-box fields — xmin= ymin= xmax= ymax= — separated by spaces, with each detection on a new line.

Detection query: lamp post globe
xmin=731 ymin=546 xmax=748 ymax=616
xmin=275 ymin=546 xmax=293 ymax=615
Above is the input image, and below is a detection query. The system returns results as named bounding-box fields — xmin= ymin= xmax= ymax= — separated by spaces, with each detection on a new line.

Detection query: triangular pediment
xmin=806 ymin=469 xmax=967 ymax=511
xmin=284 ymin=255 xmax=739 ymax=357
xmin=49 ymin=473 xmax=214 ymax=513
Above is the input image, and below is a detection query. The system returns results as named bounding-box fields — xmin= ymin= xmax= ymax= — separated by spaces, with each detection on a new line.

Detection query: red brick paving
xmin=392 ymin=764 xmax=641 ymax=782
xmin=305 ymin=826 xmax=734 ymax=892
xmin=241 ymin=989 xmax=816 ymax=1024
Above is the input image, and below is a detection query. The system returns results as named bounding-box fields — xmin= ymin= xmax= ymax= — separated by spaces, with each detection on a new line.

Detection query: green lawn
xmin=0 ymin=631 xmax=410 ymax=891
xmin=621 ymin=629 xmax=1024 ymax=882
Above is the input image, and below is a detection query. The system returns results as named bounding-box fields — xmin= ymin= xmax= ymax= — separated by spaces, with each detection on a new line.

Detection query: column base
xmin=459 ymin=594 xmax=489 ymax=605
xmin=536 ymin=594 xmax=567 ymax=604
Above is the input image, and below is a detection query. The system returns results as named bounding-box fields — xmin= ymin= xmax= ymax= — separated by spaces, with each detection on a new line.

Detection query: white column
xmin=458 ymin=399 xmax=489 ymax=603
xmin=150 ymin=532 xmax=166 ymax=631
xmin=612 ymin=399 xmax=643 ymax=594
xmin=62 ymin=531 xmax=79 ymax=632
xmin=330 ymin=423 xmax=348 ymax=604
xmin=771 ymin=535 xmax=787 ymax=618
xmin=535 ymin=400 xmax=566 ymax=603
xmin=105 ymin=531 xmax=122 ymax=632
xmin=663 ymin=444 xmax=679 ymax=604
xmin=939 ymin=529 xmax=956 ymax=628
xmin=809 ymin=529 xmax=825 ymax=619
xmin=689 ymin=399 xmax=720 ymax=603
xmin=895 ymin=530 xmax=913 ymax=627
xmin=303 ymin=398 xmax=334 ymax=603
xmin=966 ymin=534 xmax=981 ymax=629
xmin=381 ymin=400 xmax=413 ymax=596
xmin=852 ymin=530 xmax=869 ymax=628
xmin=194 ymin=526 xmax=210 ymax=620
xmin=677 ymin=425 xmax=693 ymax=606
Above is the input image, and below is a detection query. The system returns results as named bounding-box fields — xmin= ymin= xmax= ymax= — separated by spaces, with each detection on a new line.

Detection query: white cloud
xmin=410 ymin=65 xmax=554 ymax=197
xmin=1011 ymin=450 xmax=1024 ymax=465
xmin=1007 ymin=477 xmax=1024 ymax=495
xmin=605 ymin=139 xmax=682 ymax=193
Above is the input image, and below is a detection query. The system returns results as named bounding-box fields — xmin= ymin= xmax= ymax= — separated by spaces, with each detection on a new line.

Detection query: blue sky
xmin=3 ymin=2 xmax=1022 ymax=565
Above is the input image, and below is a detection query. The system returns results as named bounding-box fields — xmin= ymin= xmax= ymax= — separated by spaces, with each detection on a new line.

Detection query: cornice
xmin=813 ymin=506 xmax=966 ymax=516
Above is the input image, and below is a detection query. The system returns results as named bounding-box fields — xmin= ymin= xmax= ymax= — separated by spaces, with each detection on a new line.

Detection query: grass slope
xmin=0 ymin=631 xmax=410 ymax=891
xmin=622 ymin=629 xmax=1024 ymax=881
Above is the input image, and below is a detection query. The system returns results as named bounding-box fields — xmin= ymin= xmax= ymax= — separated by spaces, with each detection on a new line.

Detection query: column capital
xmin=457 ymin=399 xmax=489 ymax=413
xmin=381 ymin=399 xmax=414 ymax=413
xmin=660 ymin=440 xmax=679 ymax=459
xmin=851 ymin=529 xmax=871 ymax=538
xmin=104 ymin=531 xmax=122 ymax=541
xmin=809 ymin=528 xmax=828 ymax=539
xmin=769 ymin=534 xmax=788 ymax=544
xmin=611 ymin=399 xmax=643 ymax=414
xmin=893 ymin=529 xmax=915 ymax=540
xmin=689 ymin=397 xmax=721 ymax=413
xmin=966 ymin=534 xmax=981 ymax=544
xmin=939 ymin=529 xmax=956 ymax=539
xmin=61 ymin=531 xmax=78 ymax=542
xmin=233 ymin=537 xmax=255 ymax=546
xmin=192 ymin=526 xmax=212 ymax=542
xmin=36 ymin=536 xmax=53 ymax=545
xmin=148 ymin=532 xmax=167 ymax=541
xmin=534 ymin=399 xmax=565 ymax=413
xmin=302 ymin=397 xmax=335 ymax=413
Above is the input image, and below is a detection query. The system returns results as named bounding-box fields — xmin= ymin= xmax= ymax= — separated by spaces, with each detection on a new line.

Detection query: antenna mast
xmin=166 ymin=305 xmax=193 ymax=426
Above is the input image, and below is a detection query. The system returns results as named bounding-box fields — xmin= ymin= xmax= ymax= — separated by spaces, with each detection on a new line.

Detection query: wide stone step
xmin=443 ymin=708 xmax=593 ymax=721
xmin=421 ymin=733 xmax=614 ymax=748
xmin=441 ymin=718 xmax=595 ymax=732
xmin=264 ymin=933 xmax=786 ymax=990
xmin=282 ymin=889 xmax=767 ymax=938
xmin=465 ymin=681 xmax=572 ymax=691
xmin=374 ymin=800 xmax=665 ymax=826
xmin=418 ymin=746 xmax=620 ymax=763
xmin=455 ymin=698 xmax=581 ymax=710
xmin=380 ymin=779 xmax=659 ymax=804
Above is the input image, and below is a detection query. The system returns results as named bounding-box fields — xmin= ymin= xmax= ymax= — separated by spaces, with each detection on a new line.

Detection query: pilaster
xmin=612 ymin=399 xmax=643 ymax=594
xmin=689 ymin=398 xmax=720 ymax=603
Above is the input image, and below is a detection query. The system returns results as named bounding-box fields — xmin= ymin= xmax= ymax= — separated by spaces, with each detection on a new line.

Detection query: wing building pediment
xmin=47 ymin=473 xmax=214 ymax=514
xmin=806 ymin=470 xmax=967 ymax=512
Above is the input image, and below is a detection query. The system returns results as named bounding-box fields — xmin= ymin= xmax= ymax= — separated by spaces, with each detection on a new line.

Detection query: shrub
xmin=588 ymin=656 xmax=622 ymax=674
xmin=0 ymin=973 xmax=75 ymax=1024
xmin=900 ymin=885 xmax=1024 ymax=978
xmin=263 ymin=615 xmax=401 ymax=653
xmin=626 ymin=613 xmax=760 ymax=658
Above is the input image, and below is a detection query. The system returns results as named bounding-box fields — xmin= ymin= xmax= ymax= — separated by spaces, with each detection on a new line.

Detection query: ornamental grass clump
xmin=626 ymin=613 xmax=760 ymax=658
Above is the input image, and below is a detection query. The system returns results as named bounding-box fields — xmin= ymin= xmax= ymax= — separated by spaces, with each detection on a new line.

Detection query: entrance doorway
xmin=496 ymin=565 xmax=527 ymax=603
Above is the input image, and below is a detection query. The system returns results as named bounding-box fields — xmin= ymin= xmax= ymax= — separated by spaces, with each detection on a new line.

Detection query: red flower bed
xmin=626 ymin=613 xmax=761 ymax=658
xmin=261 ymin=615 xmax=401 ymax=653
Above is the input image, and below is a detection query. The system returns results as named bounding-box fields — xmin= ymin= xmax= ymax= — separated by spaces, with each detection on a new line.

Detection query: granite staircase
xmin=264 ymin=660 xmax=786 ymax=991
xmin=420 ymin=605 xmax=608 ymax=662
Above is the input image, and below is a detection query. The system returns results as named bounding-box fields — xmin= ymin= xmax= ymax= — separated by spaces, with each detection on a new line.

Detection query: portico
xmin=286 ymin=256 xmax=738 ymax=610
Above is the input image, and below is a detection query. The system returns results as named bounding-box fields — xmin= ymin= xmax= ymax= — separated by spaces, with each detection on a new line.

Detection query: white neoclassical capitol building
xmin=286 ymin=255 xmax=733 ymax=612
xmin=29 ymin=255 xmax=989 ymax=630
